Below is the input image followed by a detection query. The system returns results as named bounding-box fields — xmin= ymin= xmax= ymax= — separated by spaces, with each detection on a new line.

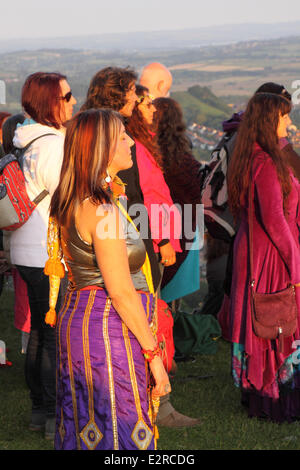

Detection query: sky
xmin=1 ymin=0 xmax=300 ymax=39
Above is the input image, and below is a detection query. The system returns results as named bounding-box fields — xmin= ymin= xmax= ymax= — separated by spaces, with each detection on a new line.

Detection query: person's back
xmin=10 ymin=121 xmax=64 ymax=267
xmin=10 ymin=72 xmax=76 ymax=441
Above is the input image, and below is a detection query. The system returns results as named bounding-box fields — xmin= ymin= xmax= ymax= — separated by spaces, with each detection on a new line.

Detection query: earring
xmin=105 ymin=170 xmax=112 ymax=184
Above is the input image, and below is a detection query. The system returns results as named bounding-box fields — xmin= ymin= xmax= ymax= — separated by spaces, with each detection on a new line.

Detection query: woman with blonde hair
xmin=48 ymin=108 xmax=170 ymax=450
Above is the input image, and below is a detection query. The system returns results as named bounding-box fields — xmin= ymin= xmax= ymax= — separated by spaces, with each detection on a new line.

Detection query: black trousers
xmin=16 ymin=265 xmax=65 ymax=418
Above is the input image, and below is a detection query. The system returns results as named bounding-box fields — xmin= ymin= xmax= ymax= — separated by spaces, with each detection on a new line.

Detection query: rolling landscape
xmin=1 ymin=29 xmax=300 ymax=160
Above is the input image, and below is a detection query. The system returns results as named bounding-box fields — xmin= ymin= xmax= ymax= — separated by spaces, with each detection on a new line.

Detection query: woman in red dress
xmin=228 ymin=92 xmax=300 ymax=422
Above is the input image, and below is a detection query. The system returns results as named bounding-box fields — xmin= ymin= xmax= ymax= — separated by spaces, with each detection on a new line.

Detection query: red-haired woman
xmin=227 ymin=92 xmax=300 ymax=422
xmin=48 ymin=108 xmax=170 ymax=450
xmin=9 ymin=72 xmax=76 ymax=439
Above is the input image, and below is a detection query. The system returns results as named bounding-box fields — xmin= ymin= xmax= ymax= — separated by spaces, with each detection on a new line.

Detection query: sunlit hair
xmin=153 ymin=97 xmax=192 ymax=174
xmin=21 ymin=72 xmax=67 ymax=129
xmin=50 ymin=108 xmax=123 ymax=226
xmin=227 ymin=92 xmax=292 ymax=218
xmin=81 ymin=66 xmax=137 ymax=112
xmin=126 ymin=84 xmax=163 ymax=168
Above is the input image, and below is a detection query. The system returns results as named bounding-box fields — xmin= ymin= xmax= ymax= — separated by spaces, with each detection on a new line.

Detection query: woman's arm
xmin=77 ymin=199 xmax=170 ymax=396
xmin=254 ymin=157 xmax=300 ymax=284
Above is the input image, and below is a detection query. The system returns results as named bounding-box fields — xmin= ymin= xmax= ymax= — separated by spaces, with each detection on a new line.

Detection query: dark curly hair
xmin=153 ymin=97 xmax=192 ymax=174
xmin=81 ymin=66 xmax=137 ymax=111
xmin=126 ymin=85 xmax=163 ymax=169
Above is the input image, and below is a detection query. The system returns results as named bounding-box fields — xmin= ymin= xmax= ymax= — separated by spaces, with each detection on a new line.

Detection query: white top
xmin=10 ymin=123 xmax=65 ymax=267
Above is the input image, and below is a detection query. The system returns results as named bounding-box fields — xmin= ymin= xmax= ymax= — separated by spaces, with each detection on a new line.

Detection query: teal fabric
xmin=17 ymin=118 xmax=36 ymax=128
xmin=172 ymin=311 xmax=221 ymax=356
xmin=160 ymin=228 xmax=200 ymax=303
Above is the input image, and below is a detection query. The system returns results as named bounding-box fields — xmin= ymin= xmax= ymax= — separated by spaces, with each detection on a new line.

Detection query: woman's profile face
xmin=277 ymin=112 xmax=292 ymax=139
xmin=137 ymin=93 xmax=156 ymax=125
xmin=108 ymin=124 xmax=134 ymax=175
xmin=57 ymin=79 xmax=77 ymax=124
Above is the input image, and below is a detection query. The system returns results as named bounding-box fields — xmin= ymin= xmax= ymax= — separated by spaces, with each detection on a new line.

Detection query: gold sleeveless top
xmin=60 ymin=209 xmax=149 ymax=292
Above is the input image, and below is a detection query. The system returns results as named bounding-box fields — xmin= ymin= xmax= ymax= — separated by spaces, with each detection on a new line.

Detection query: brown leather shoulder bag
xmin=248 ymin=180 xmax=298 ymax=352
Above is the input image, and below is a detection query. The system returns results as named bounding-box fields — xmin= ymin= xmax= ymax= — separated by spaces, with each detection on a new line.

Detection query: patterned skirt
xmin=232 ymin=342 xmax=300 ymax=423
xmin=54 ymin=288 xmax=157 ymax=450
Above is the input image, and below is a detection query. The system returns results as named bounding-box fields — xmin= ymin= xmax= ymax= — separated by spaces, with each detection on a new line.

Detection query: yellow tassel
xmin=154 ymin=425 xmax=159 ymax=440
xmin=45 ymin=308 xmax=57 ymax=327
xmin=44 ymin=259 xmax=65 ymax=278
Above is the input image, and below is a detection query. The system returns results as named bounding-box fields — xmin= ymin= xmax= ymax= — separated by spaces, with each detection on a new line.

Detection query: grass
xmin=1 ymin=282 xmax=300 ymax=451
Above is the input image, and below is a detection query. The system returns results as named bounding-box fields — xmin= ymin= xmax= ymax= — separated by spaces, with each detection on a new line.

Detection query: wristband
xmin=141 ymin=345 xmax=161 ymax=362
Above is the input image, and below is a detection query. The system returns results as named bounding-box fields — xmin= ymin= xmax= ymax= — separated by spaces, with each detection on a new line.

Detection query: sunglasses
xmin=136 ymin=95 xmax=155 ymax=109
xmin=59 ymin=91 xmax=73 ymax=103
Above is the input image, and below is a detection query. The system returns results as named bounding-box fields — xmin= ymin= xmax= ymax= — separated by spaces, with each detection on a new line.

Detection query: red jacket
xmin=135 ymin=139 xmax=182 ymax=253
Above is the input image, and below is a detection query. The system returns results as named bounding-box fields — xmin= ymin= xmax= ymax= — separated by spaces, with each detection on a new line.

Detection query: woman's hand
xmin=149 ymin=355 xmax=171 ymax=397
xmin=159 ymin=242 xmax=176 ymax=267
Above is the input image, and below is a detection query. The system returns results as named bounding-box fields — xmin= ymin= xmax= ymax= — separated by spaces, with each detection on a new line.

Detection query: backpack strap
xmin=15 ymin=133 xmax=56 ymax=162
xmin=33 ymin=189 xmax=49 ymax=205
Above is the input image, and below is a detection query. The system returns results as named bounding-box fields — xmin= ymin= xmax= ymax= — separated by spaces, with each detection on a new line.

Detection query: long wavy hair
xmin=81 ymin=67 xmax=137 ymax=112
xmin=126 ymin=84 xmax=163 ymax=168
xmin=227 ymin=92 xmax=292 ymax=219
xmin=50 ymin=108 xmax=122 ymax=226
xmin=152 ymin=97 xmax=192 ymax=174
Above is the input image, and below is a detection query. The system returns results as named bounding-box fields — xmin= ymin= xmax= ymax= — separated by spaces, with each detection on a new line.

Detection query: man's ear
xmin=157 ymin=80 xmax=164 ymax=94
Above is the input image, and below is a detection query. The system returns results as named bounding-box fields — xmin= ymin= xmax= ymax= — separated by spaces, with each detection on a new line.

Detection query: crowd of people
xmin=1 ymin=61 xmax=300 ymax=450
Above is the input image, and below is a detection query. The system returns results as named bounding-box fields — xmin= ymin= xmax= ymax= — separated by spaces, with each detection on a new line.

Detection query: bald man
xmin=139 ymin=62 xmax=173 ymax=99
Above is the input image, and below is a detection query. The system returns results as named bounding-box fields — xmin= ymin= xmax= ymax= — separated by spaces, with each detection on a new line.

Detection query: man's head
xmin=81 ymin=67 xmax=138 ymax=117
xmin=139 ymin=62 xmax=172 ymax=99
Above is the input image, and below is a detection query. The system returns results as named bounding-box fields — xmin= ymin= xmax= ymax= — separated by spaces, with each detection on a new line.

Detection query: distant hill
xmin=1 ymin=21 xmax=300 ymax=53
xmin=0 ymin=34 xmax=299 ymax=127
xmin=171 ymin=86 xmax=231 ymax=129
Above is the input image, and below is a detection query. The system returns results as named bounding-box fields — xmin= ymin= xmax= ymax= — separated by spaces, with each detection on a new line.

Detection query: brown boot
xmin=156 ymin=409 xmax=200 ymax=428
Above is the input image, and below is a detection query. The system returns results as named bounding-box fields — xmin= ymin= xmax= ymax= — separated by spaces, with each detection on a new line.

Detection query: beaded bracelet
xmin=141 ymin=345 xmax=161 ymax=362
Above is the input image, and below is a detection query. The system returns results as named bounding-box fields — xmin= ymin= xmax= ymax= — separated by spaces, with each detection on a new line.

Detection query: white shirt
xmin=10 ymin=123 xmax=65 ymax=267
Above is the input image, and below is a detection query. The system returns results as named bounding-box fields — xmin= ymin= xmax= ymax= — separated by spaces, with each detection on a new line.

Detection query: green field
xmin=1 ymin=283 xmax=300 ymax=451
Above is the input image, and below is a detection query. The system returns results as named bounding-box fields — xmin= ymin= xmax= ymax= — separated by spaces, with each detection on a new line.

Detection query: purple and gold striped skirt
xmin=54 ymin=288 xmax=157 ymax=450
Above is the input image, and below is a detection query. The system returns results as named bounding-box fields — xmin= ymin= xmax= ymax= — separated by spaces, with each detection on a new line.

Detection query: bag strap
xmin=248 ymin=179 xmax=255 ymax=290
xmin=17 ymin=133 xmax=57 ymax=157
xmin=33 ymin=189 xmax=49 ymax=205
xmin=0 ymin=153 xmax=17 ymax=173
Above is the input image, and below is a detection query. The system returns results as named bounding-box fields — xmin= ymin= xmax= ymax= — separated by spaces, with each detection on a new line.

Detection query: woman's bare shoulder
xmin=75 ymin=197 xmax=116 ymax=244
